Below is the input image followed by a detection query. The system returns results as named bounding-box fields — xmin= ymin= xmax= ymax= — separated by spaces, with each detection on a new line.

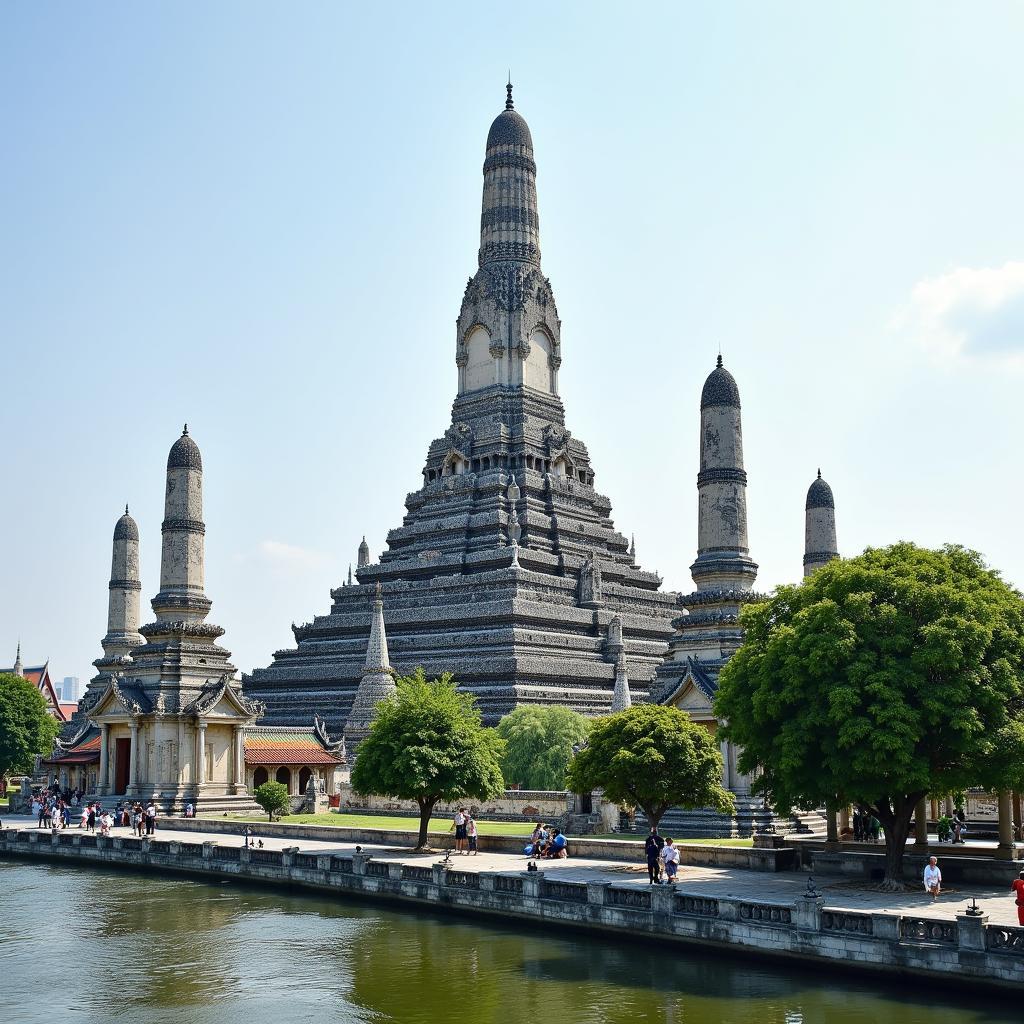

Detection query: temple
xmin=243 ymin=84 xmax=678 ymax=730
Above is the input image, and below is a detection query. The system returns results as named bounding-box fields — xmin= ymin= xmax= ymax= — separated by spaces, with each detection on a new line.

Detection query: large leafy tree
xmin=716 ymin=543 xmax=1024 ymax=888
xmin=351 ymin=669 xmax=506 ymax=850
xmin=0 ymin=672 xmax=60 ymax=782
xmin=565 ymin=703 xmax=733 ymax=832
xmin=496 ymin=705 xmax=591 ymax=791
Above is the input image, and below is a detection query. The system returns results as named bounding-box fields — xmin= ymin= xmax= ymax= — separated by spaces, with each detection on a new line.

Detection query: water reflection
xmin=0 ymin=862 xmax=1016 ymax=1024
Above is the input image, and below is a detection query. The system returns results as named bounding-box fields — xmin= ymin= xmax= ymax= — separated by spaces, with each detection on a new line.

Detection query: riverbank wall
xmin=3 ymin=828 xmax=1022 ymax=991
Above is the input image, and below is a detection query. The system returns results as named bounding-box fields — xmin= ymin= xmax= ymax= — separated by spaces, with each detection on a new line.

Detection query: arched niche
xmin=523 ymin=328 xmax=552 ymax=393
xmin=463 ymin=325 xmax=494 ymax=392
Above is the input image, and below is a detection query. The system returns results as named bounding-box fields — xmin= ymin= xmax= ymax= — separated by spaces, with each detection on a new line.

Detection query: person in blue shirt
xmin=545 ymin=830 xmax=568 ymax=859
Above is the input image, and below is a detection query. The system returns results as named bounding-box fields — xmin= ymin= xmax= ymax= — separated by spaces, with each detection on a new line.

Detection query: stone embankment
xmin=2 ymin=827 xmax=1022 ymax=991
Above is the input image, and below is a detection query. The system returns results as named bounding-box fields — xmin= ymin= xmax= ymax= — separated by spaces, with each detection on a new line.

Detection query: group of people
xmin=525 ymin=822 xmax=568 ymax=860
xmin=644 ymin=828 xmax=680 ymax=884
xmin=450 ymin=808 xmax=480 ymax=855
xmin=851 ymin=809 xmax=882 ymax=842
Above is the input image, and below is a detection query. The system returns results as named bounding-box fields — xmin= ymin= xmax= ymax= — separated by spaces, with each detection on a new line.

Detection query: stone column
xmin=196 ymin=722 xmax=207 ymax=787
xmin=839 ymin=806 xmax=850 ymax=836
xmin=97 ymin=724 xmax=110 ymax=795
xmin=914 ymin=798 xmax=929 ymax=849
xmin=719 ymin=739 xmax=731 ymax=790
xmin=127 ymin=721 xmax=139 ymax=795
xmin=996 ymin=790 xmax=1015 ymax=859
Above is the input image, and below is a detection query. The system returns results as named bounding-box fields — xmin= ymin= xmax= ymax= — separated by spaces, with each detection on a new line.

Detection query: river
xmin=0 ymin=861 xmax=1016 ymax=1024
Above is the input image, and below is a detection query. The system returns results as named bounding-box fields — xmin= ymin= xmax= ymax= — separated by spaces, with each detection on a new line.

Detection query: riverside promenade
xmin=3 ymin=815 xmax=1023 ymax=989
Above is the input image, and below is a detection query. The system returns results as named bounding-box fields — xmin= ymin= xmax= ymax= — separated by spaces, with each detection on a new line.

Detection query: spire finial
xmin=817 ymin=468 xmax=822 ymax=479
xmin=505 ymin=76 xmax=514 ymax=110
xmin=375 ymin=581 xmax=383 ymax=601
xmin=183 ymin=423 xmax=189 ymax=436
xmin=716 ymin=354 xmax=723 ymax=369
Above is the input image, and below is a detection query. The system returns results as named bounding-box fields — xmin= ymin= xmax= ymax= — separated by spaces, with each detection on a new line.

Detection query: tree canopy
xmin=495 ymin=704 xmax=591 ymax=791
xmin=565 ymin=703 xmax=733 ymax=831
xmin=0 ymin=672 xmax=60 ymax=781
xmin=350 ymin=668 xmax=506 ymax=849
xmin=253 ymin=781 xmax=290 ymax=821
xmin=715 ymin=542 xmax=1024 ymax=886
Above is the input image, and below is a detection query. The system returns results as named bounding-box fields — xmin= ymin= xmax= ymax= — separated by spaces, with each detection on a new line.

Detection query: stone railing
xmin=901 ymin=917 xmax=958 ymax=944
xmin=293 ymin=853 xmax=321 ymax=870
xmin=674 ymin=893 xmax=719 ymax=918
xmin=248 ymin=849 xmax=283 ymax=866
xmin=985 ymin=924 xmax=1024 ymax=953
xmin=739 ymin=901 xmax=793 ymax=925
xmin=541 ymin=879 xmax=588 ymax=903
xmin=821 ymin=910 xmax=873 ymax=935
xmin=365 ymin=861 xmax=389 ymax=878
xmin=178 ymin=843 xmax=204 ymax=858
xmin=445 ymin=870 xmax=479 ymax=889
xmin=494 ymin=874 xmax=523 ymax=894
xmin=401 ymin=865 xmax=434 ymax=883
xmin=607 ymin=886 xmax=651 ymax=910
xmin=330 ymin=856 xmax=353 ymax=873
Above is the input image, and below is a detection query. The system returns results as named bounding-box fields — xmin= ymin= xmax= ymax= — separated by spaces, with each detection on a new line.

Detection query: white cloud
xmin=257 ymin=540 xmax=328 ymax=573
xmin=894 ymin=261 xmax=1024 ymax=367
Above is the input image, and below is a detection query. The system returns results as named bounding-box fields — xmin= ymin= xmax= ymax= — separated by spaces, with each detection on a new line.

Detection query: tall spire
xmin=804 ymin=469 xmax=839 ymax=577
xmin=478 ymin=80 xmax=539 ymax=268
xmin=456 ymin=82 xmax=561 ymax=396
xmin=691 ymin=356 xmax=757 ymax=591
xmin=13 ymin=641 xmax=23 ymax=677
xmin=357 ymin=536 xmax=370 ymax=569
xmin=152 ymin=425 xmax=210 ymax=622
xmin=102 ymin=505 xmax=144 ymax=657
xmin=344 ymin=583 xmax=396 ymax=750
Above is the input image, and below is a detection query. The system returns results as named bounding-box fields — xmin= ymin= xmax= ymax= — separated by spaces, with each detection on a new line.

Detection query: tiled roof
xmin=244 ymin=730 xmax=342 ymax=766
xmin=43 ymin=734 xmax=101 ymax=765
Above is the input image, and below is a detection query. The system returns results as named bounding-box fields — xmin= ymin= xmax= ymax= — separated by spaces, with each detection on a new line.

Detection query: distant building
xmin=3 ymin=645 xmax=77 ymax=722
xmin=56 ymin=676 xmax=81 ymax=703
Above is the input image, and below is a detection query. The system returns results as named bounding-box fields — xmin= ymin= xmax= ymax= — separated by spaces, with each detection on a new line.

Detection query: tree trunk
xmin=415 ymin=797 xmax=437 ymax=851
xmin=872 ymin=794 xmax=921 ymax=891
xmin=643 ymin=803 xmax=668 ymax=834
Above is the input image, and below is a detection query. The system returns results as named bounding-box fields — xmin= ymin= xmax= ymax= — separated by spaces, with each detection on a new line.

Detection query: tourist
xmin=923 ymin=856 xmax=942 ymax=900
xmin=145 ymin=801 xmax=157 ymax=836
xmin=1011 ymin=870 xmax=1024 ymax=926
xmin=451 ymin=808 xmax=467 ymax=854
xmin=87 ymin=804 xmax=97 ymax=833
xmin=545 ymin=829 xmax=568 ymax=859
xmin=527 ymin=822 xmax=548 ymax=858
xmin=645 ymin=827 xmax=664 ymax=884
xmin=660 ymin=837 xmax=680 ymax=885
xmin=466 ymin=815 xmax=479 ymax=855
xmin=32 ymin=797 xmax=43 ymax=828
xmin=79 ymin=804 xmax=89 ymax=829
xmin=184 ymin=801 xmax=194 ymax=819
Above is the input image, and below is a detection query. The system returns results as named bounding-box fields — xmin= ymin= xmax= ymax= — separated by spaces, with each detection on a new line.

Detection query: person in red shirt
xmin=1011 ymin=871 xmax=1024 ymax=926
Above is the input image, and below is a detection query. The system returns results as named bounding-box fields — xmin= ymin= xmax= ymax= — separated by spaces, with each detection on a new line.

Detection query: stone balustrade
xmin=2 ymin=827 xmax=1021 ymax=991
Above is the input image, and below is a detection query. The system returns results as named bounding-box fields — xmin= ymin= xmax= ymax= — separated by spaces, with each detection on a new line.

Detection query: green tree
xmin=565 ymin=703 xmax=733 ymax=832
xmin=253 ymin=781 xmax=290 ymax=821
xmin=496 ymin=705 xmax=591 ymax=791
xmin=715 ymin=543 xmax=1024 ymax=889
xmin=351 ymin=668 xmax=506 ymax=850
xmin=0 ymin=672 xmax=60 ymax=781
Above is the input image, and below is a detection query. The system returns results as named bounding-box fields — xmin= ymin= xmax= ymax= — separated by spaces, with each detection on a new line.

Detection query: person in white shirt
xmin=450 ymin=808 xmax=467 ymax=854
xmin=923 ymin=856 xmax=942 ymax=899
xmin=660 ymin=837 xmax=680 ymax=884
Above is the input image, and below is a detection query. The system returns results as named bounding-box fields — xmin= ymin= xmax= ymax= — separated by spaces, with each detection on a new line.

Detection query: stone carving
xmin=578 ymin=556 xmax=603 ymax=606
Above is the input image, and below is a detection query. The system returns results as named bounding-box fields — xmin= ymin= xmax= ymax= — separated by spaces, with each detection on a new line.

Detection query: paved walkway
xmin=6 ymin=814 xmax=1022 ymax=926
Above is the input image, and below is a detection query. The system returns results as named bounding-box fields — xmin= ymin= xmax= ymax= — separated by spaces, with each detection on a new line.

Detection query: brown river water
xmin=0 ymin=861 xmax=1017 ymax=1024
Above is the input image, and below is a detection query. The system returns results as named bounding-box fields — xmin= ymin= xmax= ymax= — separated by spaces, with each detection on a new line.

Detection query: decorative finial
xmin=506 ymin=77 xmax=514 ymax=110
xmin=183 ymin=423 xmax=189 ymax=436
xmin=817 ymin=468 xmax=822 ymax=479
xmin=125 ymin=503 xmax=129 ymax=515
xmin=716 ymin=354 xmax=723 ymax=369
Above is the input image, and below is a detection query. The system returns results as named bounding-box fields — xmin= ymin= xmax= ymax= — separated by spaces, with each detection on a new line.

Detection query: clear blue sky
xmin=3 ymin=3 xmax=1023 ymax=683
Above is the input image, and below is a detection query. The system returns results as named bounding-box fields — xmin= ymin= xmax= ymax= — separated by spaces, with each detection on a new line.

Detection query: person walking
xmin=145 ymin=801 xmax=157 ymax=836
xmin=87 ymin=804 xmax=97 ymax=833
xmin=660 ymin=837 xmax=680 ymax=885
xmin=466 ymin=814 xmax=479 ymax=855
xmin=1011 ymin=871 xmax=1024 ymax=926
xmin=923 ymin=856 xmax=942 ymax=900
xmin=644 ymin=827 xmax=664 ymax=884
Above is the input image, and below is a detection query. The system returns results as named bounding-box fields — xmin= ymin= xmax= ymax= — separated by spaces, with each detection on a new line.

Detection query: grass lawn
xmin=197 ymin=811 xmax=754 ymax=846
